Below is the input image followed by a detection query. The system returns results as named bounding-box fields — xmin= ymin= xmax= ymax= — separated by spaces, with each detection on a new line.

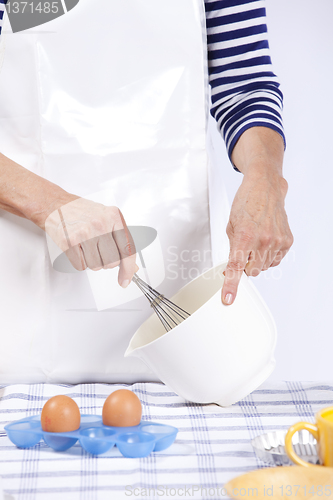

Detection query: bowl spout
xmin=124 ymin=345 xmax=135 ymax=358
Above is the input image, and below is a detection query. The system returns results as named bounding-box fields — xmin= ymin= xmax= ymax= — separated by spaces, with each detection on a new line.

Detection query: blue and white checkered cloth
xmin=0 ymin=381 xmax=332 ymax=500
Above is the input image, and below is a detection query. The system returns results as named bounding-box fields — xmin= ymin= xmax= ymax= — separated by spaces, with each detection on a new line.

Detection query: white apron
xmin=0 ymin=0 xmax=230 ymax=384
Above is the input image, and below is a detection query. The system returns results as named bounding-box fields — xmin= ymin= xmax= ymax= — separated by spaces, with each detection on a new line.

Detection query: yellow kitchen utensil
xmin=285 ymin=406 xmax=333 ymax=467
xmin=225 ymin=466 xmax=333 ymax=499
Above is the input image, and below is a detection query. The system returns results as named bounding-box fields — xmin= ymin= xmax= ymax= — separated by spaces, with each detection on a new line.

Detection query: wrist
xmin=241 ymin=157 xmax=284 ymax=179
xmin=0 ymin=153 xmax=78 ymax=229
xmin=25 ymin=189 xmax=79 ymax=230
xmin=242 ymin=160 xmax=288 ymax=199
xmin=231 ymin=126 xmax=285 ymax=177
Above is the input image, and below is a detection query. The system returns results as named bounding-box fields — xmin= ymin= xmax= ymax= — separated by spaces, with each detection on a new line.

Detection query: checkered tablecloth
xmin=0 ymin=381 xmax=332 ymax=500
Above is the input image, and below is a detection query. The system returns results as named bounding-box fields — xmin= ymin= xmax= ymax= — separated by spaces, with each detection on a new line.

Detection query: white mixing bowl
xmin=125 ymin=262 xmax=277 ymax=406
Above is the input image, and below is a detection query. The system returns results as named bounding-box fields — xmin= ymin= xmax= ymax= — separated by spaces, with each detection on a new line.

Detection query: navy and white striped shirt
xmin=205 ymin=0 xmax=284 ymax=163
xmin=0 ymin=0 xmax=5 ymax=32
xmin=0 ymin=0 xmax=284 ymax=166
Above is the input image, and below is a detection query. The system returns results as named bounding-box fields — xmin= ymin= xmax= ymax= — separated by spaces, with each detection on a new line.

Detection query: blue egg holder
xmin=4 ymin=414 xmax=178 ymax=458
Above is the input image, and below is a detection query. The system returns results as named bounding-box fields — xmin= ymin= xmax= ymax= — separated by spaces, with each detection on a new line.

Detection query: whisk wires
xmin=132 ymin=274 xmax=190 ymax=332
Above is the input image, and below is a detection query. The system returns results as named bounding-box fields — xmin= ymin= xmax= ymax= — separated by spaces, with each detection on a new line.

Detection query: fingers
xmin=80 ymin=237 xmax=103 ymax=271
xmin=81 ymin=235 xmax=120 ymax=271
xmin=264 ymin=249 xmax=288 ymax=269
xmin=65 ymin=244 xmax=87 ymax=271
xmin=222 ymin=234 xmax=293 ymax=306
xmin=49 ymin=201 xmax=137 ymax=286
xmin=112 ymin=210 xmax=137 ymax=288
xmin=77 ymin=222 xmax=136 ymax=285
xmin=67 ymin=228 xmax=134 ymax=280
xmin=221 ymin=231 xmax=252 ymax=306
xmin=244 ymin=248 xmax=267 ymax=277
xmin=222 ymin=216 xmax=294 ymax=306
xmin=96 ymin=233 xmax=121 ymax=270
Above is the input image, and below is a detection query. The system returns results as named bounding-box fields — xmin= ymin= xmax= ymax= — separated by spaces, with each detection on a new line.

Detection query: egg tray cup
xmin=4 ymin=414 xmax=178 ymax=458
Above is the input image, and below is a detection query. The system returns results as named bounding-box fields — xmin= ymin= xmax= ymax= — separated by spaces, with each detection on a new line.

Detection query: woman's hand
xmin=221 ymin=127 xmax=293 ymax=305
xmin=0 ymin=153 xmax=137 ymax=287
xmin=45 ymin=197 xmax=137 ymax=287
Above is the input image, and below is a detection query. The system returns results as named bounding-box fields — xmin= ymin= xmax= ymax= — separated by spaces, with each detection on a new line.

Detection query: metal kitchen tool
xmin=132 ymin=273 xmax=190 ymax=332
xmin=251 ymin=430 xmax=319 ymax=466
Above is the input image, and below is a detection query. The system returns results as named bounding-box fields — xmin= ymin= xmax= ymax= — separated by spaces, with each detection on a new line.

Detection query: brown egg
xmin=102 ymin=390 xmax=142 ymax=427
xmin=41 ymin=395 xmax=81 ymax=433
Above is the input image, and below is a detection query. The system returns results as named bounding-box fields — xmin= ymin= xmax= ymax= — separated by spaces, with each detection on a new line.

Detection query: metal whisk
xmin=132 ymin=273 xmax=191 ymax=332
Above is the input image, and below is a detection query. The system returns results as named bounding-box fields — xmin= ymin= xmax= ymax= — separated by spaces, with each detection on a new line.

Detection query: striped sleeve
xmin=0 ymin=0 xmax=6 ymax=35
xmin=205 ymin=0 xmax=285 ymax=168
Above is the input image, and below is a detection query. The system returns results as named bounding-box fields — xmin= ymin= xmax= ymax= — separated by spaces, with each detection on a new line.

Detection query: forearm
xmin=0 ymin=152 xmax=77 ymax=229
xmin=231 ymin=127 xmax=285 ymax=179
